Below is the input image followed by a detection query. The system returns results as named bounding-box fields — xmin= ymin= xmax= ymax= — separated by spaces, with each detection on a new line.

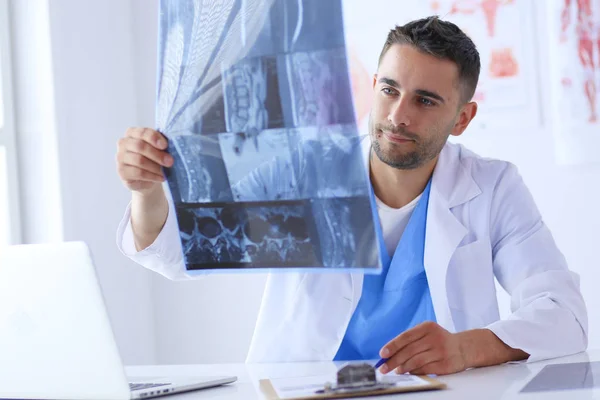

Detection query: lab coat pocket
xmin=446 ymin=239 xmax=498 ymax=329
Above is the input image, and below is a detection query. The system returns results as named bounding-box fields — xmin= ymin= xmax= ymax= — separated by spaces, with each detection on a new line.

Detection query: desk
xmin=126 ymin=349 xmax=600 ymax=399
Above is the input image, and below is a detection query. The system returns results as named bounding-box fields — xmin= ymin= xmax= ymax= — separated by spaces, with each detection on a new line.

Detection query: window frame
xmin=0 ymin=0 xmax=22 ymax=245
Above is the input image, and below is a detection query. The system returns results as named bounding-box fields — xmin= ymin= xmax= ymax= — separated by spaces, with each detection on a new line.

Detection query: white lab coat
xmin=117 ymin=139 xmax=588 ymax=364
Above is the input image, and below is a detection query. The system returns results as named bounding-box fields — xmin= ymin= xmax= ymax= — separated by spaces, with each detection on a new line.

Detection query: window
xmin=0 ymin=0 xmax=21 ymax=246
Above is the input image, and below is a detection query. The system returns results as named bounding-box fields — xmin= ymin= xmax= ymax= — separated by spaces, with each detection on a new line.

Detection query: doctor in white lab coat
xmin=115 ymin=17 xmax=587 ymax=375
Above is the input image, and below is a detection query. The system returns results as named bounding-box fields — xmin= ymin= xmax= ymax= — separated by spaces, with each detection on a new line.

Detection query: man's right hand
xmin=116 ymin=127 xmax=174 ymax=194
xmin=116 ymin=127 xmax=174 ymax=251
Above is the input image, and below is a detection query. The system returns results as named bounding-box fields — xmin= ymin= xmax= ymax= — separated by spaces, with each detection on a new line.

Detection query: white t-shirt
xmin=374 ymin=193 xmax=422 ymax=258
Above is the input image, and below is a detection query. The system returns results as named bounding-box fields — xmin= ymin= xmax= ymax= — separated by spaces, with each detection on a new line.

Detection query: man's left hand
xmin=378 ymin=321 xmax=467 ymax=376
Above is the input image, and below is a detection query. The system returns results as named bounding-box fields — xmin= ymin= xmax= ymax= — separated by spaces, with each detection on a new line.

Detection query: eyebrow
xmin=378 ymin=77 xmax=446 ymax=104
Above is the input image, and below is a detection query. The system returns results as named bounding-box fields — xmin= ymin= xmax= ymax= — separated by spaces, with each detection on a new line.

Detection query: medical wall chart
xmin=547 ymin=0 xmax=600 ymax=165
xmin=343 ymin=0 xmax=540 ymax=133
xmin=156 ymin=0 xmax=381 ymax=272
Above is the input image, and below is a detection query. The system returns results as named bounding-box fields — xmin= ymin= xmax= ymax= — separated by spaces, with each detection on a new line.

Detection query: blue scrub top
xmin=334 ymin=179 xmax=437 ymax=360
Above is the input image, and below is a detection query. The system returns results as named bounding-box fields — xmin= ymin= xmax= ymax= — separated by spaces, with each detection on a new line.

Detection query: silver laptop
xmin=0 ymin=241 xmax=237 ymax=399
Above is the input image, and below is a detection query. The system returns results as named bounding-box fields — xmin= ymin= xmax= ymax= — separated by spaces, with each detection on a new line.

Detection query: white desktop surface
xmin=126 ymin=349 xmax=600 ymax=399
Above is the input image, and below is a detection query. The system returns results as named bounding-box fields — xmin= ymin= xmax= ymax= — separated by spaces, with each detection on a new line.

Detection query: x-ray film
xmin=157 ymin=0 xmax=381 ymax=272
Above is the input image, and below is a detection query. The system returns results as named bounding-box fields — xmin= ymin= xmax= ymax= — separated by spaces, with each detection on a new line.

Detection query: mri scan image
xmin=176 ymin=201 xmax=322 ymax=269
xmin=310 ymin=196 xmax=379 ymax=268
xmin=157 ymin=0 xmax=381 ymax=272
xmin=165 ymin=134 xmax=233 ymax=203
xmin=221 ymin=56 xmax=285 ymax=135
xmin=218 ymin=129 xmax=298 ymax=202
xmin=291 ymin=125 xmax=370 ymax=199
xmin=282 ymin=48 xmax=355 ymax=127
xmin=268 ymin=0 xmax=346 ymax=53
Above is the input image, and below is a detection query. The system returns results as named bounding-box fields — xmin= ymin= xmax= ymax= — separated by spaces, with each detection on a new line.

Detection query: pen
xmin=374 ymin=357 xmax=388 ymax=369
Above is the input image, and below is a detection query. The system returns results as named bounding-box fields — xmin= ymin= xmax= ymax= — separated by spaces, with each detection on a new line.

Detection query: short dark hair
xmin=378 ymin=16 xmax=481 ymax=104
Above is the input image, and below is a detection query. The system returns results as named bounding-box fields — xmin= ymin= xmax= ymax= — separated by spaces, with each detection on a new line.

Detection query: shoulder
xmin=445 ymin=141 xmax=520 ymax=191
xmin=443 ymin=142 xmax=540 ymax=226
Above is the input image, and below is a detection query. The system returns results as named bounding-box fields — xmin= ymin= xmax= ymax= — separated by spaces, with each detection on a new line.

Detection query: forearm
xmin=457 ymin=328 xmax=529 ymax=368
xmin=130 ymin=185 xmax=169 ymax=251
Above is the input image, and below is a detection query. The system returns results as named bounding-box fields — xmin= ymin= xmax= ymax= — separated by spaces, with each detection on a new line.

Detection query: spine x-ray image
xmin=156 ymin=0 xmax=381 ymax=271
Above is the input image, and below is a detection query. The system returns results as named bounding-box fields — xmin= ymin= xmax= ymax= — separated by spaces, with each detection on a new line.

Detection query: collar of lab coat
xmin=358 ymin=136 xmax=482 ymax=332
xmin=359 ymin=135 xmax=481 ymax=208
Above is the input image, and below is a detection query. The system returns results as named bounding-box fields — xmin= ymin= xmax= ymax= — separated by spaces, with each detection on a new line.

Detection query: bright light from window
xmin=0 ymin=146 xmax=9 ymax=246
xmin=0 ymin=16 xmax=13 ymax=245
xmin=0 ymin=54 xmax=4 ymax=130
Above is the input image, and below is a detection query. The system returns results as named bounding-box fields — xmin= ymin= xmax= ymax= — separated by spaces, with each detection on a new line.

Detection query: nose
xmin=388 ymin=95 xmax=411 ymax=127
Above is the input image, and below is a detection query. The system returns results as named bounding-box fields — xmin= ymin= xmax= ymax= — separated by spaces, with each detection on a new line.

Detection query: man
xmin=116 ymin=17 xmax=587 ymax=375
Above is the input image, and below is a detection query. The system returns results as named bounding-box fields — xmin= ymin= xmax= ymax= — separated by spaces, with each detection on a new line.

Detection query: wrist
xmin=130 ymin=184 xmax=168 ymax=251
xmin=456 ymin=330 xmax=475 ymax=369
xmin=456 ymin=329 xmax=490 ymax=369
xmin=456 ymin=329 xmax=529 ymax=369
xmin=132 ymin=183 xmax=164 ymax=202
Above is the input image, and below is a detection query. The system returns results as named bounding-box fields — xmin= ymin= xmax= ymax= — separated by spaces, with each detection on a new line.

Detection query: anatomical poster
xmin=430 ymin=1 xmax=531 ymax=109
xmin=548 ymin=0 xmax=600 ymax=165
xmin=156 ymin=0 xmax=381 ymax=272
xmin=343 ymin=0 xmax=539 ymax=132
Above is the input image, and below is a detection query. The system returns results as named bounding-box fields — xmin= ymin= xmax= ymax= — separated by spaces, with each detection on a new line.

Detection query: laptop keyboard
xmin=129 ymin=383 xmax=170 ymax=391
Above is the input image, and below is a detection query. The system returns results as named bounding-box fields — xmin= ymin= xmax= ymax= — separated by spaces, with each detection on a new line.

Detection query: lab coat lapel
xmin=355 ymin=138 xmax=482 ymax=333
xmin=425 ymin=193 xmax=465 ymax=332
xmin=424 ymin=143 xmax=481 ymax=332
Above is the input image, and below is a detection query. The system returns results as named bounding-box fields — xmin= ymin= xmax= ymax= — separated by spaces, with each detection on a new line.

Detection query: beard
xmin=369 ymin=118 xmax=451 ymax=170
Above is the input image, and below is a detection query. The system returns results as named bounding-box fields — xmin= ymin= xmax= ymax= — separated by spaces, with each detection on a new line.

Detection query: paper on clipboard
xmin=259 ymin=372 xmax=446 ymax=399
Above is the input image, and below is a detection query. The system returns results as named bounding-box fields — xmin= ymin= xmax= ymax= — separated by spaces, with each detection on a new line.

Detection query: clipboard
xmin=259 ymin=374 xmax=446 ymax=399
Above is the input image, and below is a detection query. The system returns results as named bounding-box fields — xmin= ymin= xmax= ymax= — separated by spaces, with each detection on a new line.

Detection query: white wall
xmin=12 ymin=0 xmax=599 ymax=366
xmin=11 ymin=0 xmax=158 ymax=365
xmin=46 ymin=0 xmax=158 ymax=365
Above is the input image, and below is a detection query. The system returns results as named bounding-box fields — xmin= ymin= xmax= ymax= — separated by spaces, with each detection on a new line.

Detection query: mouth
xmin=380 ymin=130 xmax=414 ymax=144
